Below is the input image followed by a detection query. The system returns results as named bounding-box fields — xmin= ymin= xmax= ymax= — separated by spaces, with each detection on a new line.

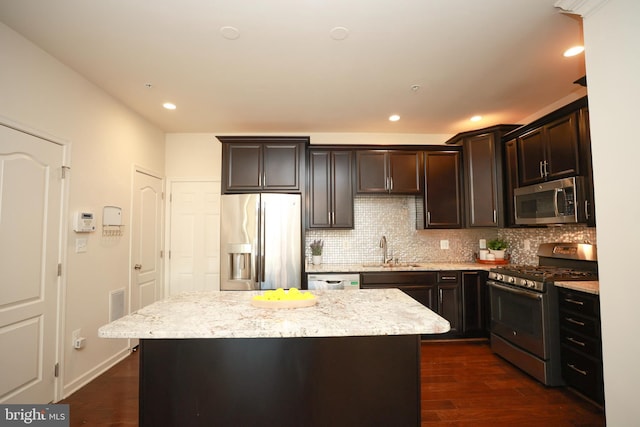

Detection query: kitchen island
xmin=99 ymin=289 xmax=449 ymax=427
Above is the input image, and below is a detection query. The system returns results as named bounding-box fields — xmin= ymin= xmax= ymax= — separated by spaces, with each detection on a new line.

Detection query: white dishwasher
xmin=307 ymin=273 xmax=360 ymax=290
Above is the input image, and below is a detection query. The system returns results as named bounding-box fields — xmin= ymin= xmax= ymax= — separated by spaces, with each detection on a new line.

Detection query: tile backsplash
xmin=305 ymin=195 xmax=597 ymax=266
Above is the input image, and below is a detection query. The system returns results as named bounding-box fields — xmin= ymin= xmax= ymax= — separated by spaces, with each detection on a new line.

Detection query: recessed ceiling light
xmin=563 ymin=46 xmax=585 ymax=57
xmin=163 ymin=102 xmax=177 ymax=110
xmin=220 ymin=26 xmax=240 ymax=40
xmin=470 ymin=115 xmax=482 ymax=122
xmin=389 ymin=115 xmax=400 ymax=122
xmin=329 ymin=27 xmax=350 ymax=41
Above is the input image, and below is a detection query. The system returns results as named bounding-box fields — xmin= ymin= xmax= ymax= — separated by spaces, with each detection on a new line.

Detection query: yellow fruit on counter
xmin=252 ymin=288 xmax=315 ymax=301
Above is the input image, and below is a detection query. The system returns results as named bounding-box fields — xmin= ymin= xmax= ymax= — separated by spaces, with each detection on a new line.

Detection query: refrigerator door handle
xmin=258 ymin=199 xmax=266 ymax=284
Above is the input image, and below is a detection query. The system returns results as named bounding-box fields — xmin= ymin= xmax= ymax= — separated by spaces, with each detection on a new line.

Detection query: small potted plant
xmin=310 ymin=239 xmax=323 ymax=265
xmin=487 ymin=238 xmax=508 ymax=260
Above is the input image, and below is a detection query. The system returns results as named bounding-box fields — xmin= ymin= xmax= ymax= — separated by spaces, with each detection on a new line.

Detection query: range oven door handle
xmin=487 ymin=281 xmax=543 ymax=301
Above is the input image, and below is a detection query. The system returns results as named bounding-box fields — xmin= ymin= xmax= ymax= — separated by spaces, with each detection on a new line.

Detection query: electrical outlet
xmin=523 ymin=239 xmax=531 ymax=250
xmin=440 ymin=240 xmax=449 ymax=250
xmin=72 ymin=328 xmax=87 ymax=349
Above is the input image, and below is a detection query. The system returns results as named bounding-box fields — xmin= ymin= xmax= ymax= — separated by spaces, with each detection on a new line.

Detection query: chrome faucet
xmin=380 ymin=236 xmax=392 ymax=264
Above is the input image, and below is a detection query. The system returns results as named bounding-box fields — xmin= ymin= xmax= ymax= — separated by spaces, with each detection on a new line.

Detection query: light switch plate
xmin=75 ymin=238 xmax=88 ymax=253
xmin=440 ymin=240 xmax=449 ymax=250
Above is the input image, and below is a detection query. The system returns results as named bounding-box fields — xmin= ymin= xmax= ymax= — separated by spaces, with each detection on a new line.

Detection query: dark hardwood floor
xmin=60 ymin=341 xmax=605 ymax=426
xmin=421 ymin=341 xmax=604 ymax=426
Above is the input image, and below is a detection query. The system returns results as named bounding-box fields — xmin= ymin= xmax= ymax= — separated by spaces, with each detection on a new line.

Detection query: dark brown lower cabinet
xmin=360 ymin=271 xmax=462 ymax=337
xmin=140 ymin=336 xmax=421 ymax=426
xmin=462 ymin=271 xmax=489 ymax=337
xmin=558 ymin=287 xmax=604 ymax=405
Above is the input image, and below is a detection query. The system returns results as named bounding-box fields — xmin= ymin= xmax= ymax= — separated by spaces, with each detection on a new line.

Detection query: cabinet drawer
xmin=560 ymin=327 xmax=601 ymax=359
xmin=437 ymin=271 xmax=460 ymax=283
xmin=561 ymin=346 xmax=604 ymax=404
xmin=559 ymin=310 xmax=600 ymax=339
xmin=360 ymin=272 xmax=437 ymax=286
xmin=558 ymin=290 xmax=599 ymax=317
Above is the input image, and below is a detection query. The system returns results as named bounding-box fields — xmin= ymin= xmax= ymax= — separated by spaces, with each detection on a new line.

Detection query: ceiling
xmin=0 ymin=0 xmax=586 ymax=136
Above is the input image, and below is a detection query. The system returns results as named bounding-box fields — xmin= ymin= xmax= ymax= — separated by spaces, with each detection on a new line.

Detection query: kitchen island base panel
xmin=140 ymin=335 xmax=421 ymax=427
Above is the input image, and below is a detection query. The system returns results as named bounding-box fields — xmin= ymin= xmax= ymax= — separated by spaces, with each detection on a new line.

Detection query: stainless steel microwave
xmin=514 ymin=177 xmax=583 ymax=225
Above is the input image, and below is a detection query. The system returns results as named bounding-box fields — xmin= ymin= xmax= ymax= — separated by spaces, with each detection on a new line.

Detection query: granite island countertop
xmin=306 ymin=261 xmax=494 ymax=273
xmin=98 ymin=289 xmax=451 ymax=339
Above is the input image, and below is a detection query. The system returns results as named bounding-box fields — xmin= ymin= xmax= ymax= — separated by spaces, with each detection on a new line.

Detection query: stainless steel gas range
xmin=487 ymin=243 xmax=598 ymax=386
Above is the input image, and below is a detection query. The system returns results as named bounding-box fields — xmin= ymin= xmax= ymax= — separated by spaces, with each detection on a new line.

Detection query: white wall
xmin=581 ymin=0 xmax=640 ymax=423
xmin=0 ymin=23 xmax=165 ymax=399
xmin=165 ymin=133 xmax=221 ymax=178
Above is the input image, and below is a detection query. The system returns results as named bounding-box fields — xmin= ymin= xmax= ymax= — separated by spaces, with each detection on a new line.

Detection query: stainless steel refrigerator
xmin=220 ymin=193 xmax=302 ymax=290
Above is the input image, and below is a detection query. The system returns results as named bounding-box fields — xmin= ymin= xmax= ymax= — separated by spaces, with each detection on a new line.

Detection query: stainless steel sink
xmin=361 ymin=262 xmax=422 ymax=268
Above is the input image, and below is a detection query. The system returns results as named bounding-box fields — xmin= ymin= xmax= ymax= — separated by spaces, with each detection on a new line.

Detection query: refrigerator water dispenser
xmin=227 ymin=244 xmax=252 ymax=280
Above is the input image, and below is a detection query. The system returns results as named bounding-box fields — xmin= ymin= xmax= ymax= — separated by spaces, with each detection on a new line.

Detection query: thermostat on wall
xmin=73 ymin=211 xmax=96 ymax=232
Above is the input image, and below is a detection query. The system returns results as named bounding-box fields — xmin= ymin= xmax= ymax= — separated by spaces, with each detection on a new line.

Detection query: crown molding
xmin=554 ymin=0 xmax=610 ymax=17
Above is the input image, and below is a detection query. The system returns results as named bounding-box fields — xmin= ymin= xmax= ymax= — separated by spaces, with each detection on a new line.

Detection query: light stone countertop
xmin=306 ymin=262 xmax=493 ymax=273
xmin=554 ymin=281 xmax=599 ymax=295
xmin=98 ymin=289 xmax=451 ymax=339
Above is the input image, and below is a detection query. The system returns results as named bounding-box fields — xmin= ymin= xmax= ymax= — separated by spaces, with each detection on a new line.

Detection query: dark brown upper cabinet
xmin=356 ymin=150 xmax=422 ymax=194
xmin=423 ymin=149 xmax=463 ymax=228
xmin=308 ymin=149 xmax=354 ymax=228
xmin=502 ymin=96 xmax=594 ymax=227
xmin=446 ymin=125 xmax=520 ymax=228
xmin=218 ymin=136 xmax=307 ymax=193
xmin=504 ymin=138 xmax=520 ymax=227
xmin=517 ymin=112 xmax=580 ymax=186
xmin=578 ymin=106 xmax=596 ymax=226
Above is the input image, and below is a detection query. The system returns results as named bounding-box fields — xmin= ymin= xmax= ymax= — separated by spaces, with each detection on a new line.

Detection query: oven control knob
xmin=496 ymin=274 xmax=503 ymax=281
xmin=508 ymin=277 xmax=516 ymax=284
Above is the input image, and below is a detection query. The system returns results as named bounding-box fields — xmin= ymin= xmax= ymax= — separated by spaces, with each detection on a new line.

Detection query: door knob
xmin=134 ymin=264 xmax=142 ymax=270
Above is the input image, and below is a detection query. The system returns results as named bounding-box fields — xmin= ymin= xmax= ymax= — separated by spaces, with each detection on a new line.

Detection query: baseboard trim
xmin=61 ymin=346 xmax=131 ymax=400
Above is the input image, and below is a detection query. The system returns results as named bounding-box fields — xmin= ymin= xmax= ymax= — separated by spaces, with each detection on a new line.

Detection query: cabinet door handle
xmin=440 ymin=276 xmax=457 ymax=280
xmin=566 ymin=317 xmax=586 ymax=327
xmin=584 ymin=200 xmax=590 ymax=220
xmin=544 ymin=160 xmax=549 ymax=177
xmin=564 ymin=297 xmax=584 ymax=306
xmin=539 ymin=161 xmax=545 ymax=178
xmin=493 ymin=210 xmax=497 ymax=224
xmin=427 ymin=212 xmax=431 ymax=225
xmin=389 ymin=177 xmax=394 ymax=191
xmin=567 ymin=363 xmax=588 ymax=376
xmin=567 ymin=336 xmax=586 ymax=347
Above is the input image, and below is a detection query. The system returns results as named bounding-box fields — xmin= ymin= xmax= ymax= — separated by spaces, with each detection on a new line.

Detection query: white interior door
xmin=167 ymin=181 xmax=220 ymax=295
xmin=131 ymin=170 xmax=163 ymax=313
xmin=0 ymin=123 xmax=63 ymax=403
